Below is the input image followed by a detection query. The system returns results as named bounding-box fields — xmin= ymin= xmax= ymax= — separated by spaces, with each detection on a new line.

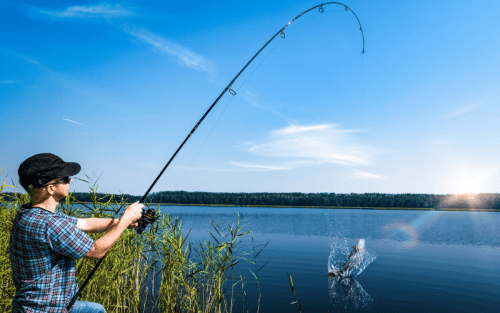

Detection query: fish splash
xmin=328 ymin=237 xmax=376 ymax=278
xmin=328 ymin=276 xmax=373 ymax=310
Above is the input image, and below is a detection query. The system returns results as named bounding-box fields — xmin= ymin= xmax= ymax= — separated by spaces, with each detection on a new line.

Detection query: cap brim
xmin=59 ymin=162 xmax=81 ymax=177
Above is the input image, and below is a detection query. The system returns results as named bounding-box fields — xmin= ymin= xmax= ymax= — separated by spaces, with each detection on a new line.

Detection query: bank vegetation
xmin=0 ymin=170 xmax=266 ymax=313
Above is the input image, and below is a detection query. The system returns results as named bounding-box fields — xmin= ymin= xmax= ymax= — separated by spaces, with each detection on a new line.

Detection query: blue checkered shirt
xmin=9 ymin=204 xmax=94 ymax=312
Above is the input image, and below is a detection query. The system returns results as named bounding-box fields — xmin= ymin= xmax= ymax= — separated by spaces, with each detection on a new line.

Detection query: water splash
xmin=328 ymin=237 xmax=376 ymax=278
xmin=328 ymin=276 xmax=373 ymax=310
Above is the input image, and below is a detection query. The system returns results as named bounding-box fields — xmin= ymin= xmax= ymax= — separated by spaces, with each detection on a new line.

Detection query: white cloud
xmin=273 ymin=124 xmax=359 ymax=135
xmin=63 ymin=118 xmax=85 ymax=126
xmin=27 ymin=4 xmax=215 ymax=76
xmin=38 ymin=4 xmax=134 ymax=19
xmin=126 ymin=29 xmax=216 ymax=75
xmin=230 ymin=161 xmax=292 ymax=171
xmin=235 ymin=124 xmax=376 ymax=170
xmin=446 ymin=104 xmax=476 ymax=118
xmin=0 ymin=80 xmax=18 ymax=84
xmin=175 ymin=166 xmax=232 ymax=172
xmin=24 ymin=58 xmax=40 ymax=65
xmin=351 ymin=170 xmax=384 ymax=179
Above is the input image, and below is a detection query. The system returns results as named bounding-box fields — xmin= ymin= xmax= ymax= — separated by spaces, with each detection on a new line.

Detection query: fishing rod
xmin=67 ymin=2 xmax=364 ymax=310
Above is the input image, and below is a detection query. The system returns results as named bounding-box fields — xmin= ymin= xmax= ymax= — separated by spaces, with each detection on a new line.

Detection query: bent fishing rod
xmin=67 ymin=2 xmax=364 ymax=310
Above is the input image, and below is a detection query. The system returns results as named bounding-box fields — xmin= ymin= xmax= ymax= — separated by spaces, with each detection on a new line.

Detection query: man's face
xmin=44 ymin=177 xmax=72 ymax=201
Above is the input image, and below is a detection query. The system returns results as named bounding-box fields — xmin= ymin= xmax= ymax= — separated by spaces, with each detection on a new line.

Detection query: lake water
xmin=157 ymin=206 xmax=500 ymax=313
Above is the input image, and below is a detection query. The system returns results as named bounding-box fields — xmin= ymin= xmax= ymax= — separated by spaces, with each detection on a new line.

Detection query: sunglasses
xmin=43 ymin=177 xmax=71 ymax=186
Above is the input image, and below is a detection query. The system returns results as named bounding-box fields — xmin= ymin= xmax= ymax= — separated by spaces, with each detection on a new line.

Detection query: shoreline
xmin=73 ymin=202 xmax=500 ymax=212
xmin=1 ymin=201 xmax=498 ymax=212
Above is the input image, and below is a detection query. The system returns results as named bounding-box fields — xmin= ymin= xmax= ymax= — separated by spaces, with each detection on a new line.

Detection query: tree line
xmin=62 ymin=191 xmax=500 ymax=210
xmin=2 ymin=191 xmax=498 ymax=210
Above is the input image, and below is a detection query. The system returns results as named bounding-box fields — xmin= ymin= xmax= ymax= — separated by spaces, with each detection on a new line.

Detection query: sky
xmin=1 ymin=0 xmax=499 ymax=195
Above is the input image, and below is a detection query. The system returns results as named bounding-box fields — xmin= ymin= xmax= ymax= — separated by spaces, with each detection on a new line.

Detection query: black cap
xmin=18 ymin=153 xmax=81 ymax=189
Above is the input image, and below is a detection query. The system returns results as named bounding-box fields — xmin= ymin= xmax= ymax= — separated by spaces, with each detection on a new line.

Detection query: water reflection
xmin=384 ymin=223 xmax=419 ymax=248
xmin=383 ymin=211 xmax=443 ymax=248
xmin=159 ymin=206 xmax=500 ymax=247
xmin=328 ymin=276 xmax=373 ymax=311
xmin=327 ymin=238 xmax=375 ymax=311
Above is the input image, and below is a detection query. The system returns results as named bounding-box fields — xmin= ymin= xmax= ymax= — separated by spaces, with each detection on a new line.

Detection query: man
xmin=9 ymin=153 xmax=144 ymax=313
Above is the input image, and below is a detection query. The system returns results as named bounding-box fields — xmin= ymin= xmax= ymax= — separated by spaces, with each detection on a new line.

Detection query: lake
xmin=156 ymin=206 xmax=500 ymax=313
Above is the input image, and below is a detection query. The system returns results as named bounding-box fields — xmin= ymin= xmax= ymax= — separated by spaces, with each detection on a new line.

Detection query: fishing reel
xmin=135 ymin=208 xmax=158 ymax=234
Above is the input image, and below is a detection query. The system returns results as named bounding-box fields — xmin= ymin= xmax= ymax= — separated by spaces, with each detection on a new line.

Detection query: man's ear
xmin=46 ymin=185 xmax=55 ymax=195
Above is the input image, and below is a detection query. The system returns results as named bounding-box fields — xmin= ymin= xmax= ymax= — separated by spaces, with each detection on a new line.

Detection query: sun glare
xmin=441 ymin=162 xmax=498 ymax=196
xmin=440 ymin=193 xmax=493 ymax=210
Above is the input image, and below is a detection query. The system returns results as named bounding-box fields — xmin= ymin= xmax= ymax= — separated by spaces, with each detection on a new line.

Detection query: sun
xmin=445 ymin=163 xmax=497 ymax=194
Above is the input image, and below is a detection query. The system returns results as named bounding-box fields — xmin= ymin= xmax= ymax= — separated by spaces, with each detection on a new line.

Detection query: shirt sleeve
xmin=46 ymin=213 xmax=95 ymax=259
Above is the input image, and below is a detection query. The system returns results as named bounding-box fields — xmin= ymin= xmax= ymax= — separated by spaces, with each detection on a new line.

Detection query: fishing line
xmin=174 ymin=38 xmax=284 ymax=190
xmin=67 ymin=3 xmax=364 ymax=310
xmin=353 ymin=9 xmax=365 ymax=122
xmin=361 ymin=50 xmax=364 ymax=117
xmin=175 ymin=9 xmax=338 ymax=189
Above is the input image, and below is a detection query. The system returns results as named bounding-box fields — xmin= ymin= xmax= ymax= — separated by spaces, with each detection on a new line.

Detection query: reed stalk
xmin=286 ymin=273 xmax=302 ymax=313
xmin=0 ymin=169 xmax=258 ymax=313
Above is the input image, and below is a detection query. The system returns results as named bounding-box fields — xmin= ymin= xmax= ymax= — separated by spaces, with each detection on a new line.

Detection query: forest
xmin=61 ymin=191 xmax=500 ymax=210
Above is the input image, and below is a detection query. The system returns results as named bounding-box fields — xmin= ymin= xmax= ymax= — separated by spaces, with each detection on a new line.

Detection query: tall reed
xmin=0 ymin=168 xmax=26 ymax=312
xmin=0 ymin=171 xmax=257 ymax=313
xmin=286 ymin=273 xmax=301 ymax=313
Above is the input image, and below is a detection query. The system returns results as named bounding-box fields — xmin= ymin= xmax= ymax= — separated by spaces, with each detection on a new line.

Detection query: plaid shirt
xmin=9 ymin=204 xmax=94 ymax=313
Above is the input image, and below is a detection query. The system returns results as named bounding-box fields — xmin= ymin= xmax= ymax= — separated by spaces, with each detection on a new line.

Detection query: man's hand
xmin=127 ymin=221 xmax=139 ymax=229
xmin=122 ymin=201 xmax=144 ymax=226
xmin=84 ymin=201 xmax=144 ymax=260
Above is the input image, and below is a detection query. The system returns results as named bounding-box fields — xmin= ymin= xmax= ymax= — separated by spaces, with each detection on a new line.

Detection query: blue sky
xmin=1 ymin=0 xmax=499 ymax=195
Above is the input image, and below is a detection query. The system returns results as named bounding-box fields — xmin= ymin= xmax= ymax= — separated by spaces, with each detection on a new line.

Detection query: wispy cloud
xmin=126 ymin=29 xmax=216 ymax=75
xmin=230 ymin=161 xmax=291 ymax=171
xmin=446 ymin=104 xmax=476 ymax=118
xmin=351 ymin=170 xmax=384 ymax=179
xmin=0 ymin=46 xmax=42 ymax=66
xmin=274 ymin=124 xmax=359 ymax=135
xmin=175 ymin=166 xmax=233 ymax=172
xmin=63 ymin=118 xmax=85 ymax=126
xmin=23 ymin=57 xmax=40 ymax=65
xmin=234 ymin=124 xmax=377 ymax=171
xmin=23 ymin=3 xmax=215 ymax=76
xmin=37 ymin=4 xmax=134 ymax=19
xmin=239 ymin=89 xmax=291 ymax=122
xmin=0 ymin=80 xmax=18 ymax=84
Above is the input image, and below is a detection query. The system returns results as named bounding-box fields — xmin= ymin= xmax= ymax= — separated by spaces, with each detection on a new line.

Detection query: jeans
xmin=71 ymin=300 xmax=106 ymax=313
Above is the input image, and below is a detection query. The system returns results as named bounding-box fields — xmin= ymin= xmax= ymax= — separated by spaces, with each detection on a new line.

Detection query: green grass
xmin=0 ymin=170 xmax=259 ymax=313
xmin=0 ymin=169 xmax=23 ymax=311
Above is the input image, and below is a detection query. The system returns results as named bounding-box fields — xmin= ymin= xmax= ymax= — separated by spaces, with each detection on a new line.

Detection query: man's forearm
xmin=85 ymin=219 xmax=130 ymax=259
xmin=77 ymin=218 xmax=119 ymax=233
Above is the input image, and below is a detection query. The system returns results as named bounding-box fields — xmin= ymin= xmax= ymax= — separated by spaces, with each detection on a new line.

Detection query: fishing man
xmin=9 ymin=153 xmax=144 ymax=313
